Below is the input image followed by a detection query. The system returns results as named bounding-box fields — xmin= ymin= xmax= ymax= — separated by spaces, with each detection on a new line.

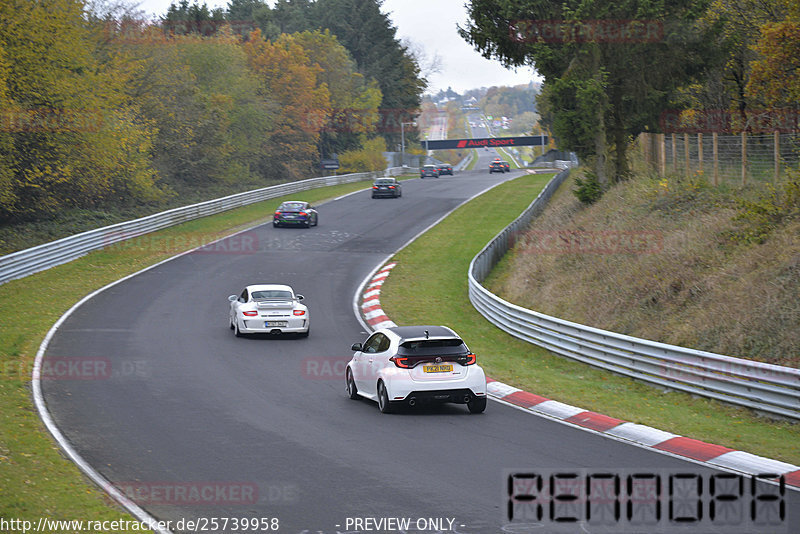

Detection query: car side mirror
xmin=351 ymin=343 xmax=363 ymax=352
xmin=228 ymin=295 xmax=238 ymax=302
xmin=296 ymin=294 xmax=304 ymax=300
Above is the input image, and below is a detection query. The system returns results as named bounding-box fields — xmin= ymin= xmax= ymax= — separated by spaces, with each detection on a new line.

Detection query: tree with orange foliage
xmin=243 ymin=29 xmax=331 ymax=179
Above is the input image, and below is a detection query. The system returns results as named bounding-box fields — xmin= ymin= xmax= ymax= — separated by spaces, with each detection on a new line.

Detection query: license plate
xmin=423 ymin=364 xmax=453 ymax=373
xmin=266 ymin=321 xmax=287 ymax=327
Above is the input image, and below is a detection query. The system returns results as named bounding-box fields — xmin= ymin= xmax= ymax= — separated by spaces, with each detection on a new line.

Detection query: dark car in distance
xmin=273 ymin=201 xmax=318 ymax=228
xmin=489 ymin=161 xmax=504 ymax=173
xmin=436 ymin=163 xmax=453 ymax=176
xmin=420 ymin=165 xmax=439 ymax=178
xmin=372 ymin=178 xmax=402 ymax=198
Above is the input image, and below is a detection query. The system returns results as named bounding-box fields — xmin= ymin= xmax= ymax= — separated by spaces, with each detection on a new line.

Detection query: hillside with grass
xmin=486 ymin=168 xmax=800 ymax=367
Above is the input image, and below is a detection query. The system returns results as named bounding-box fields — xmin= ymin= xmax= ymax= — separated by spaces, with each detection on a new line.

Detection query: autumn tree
xmin=0 ymin=0 xmax=161 ymax=221
xmin=746 ymin=1 xmax=800 ymax=108
xmin=292 ymin=30 xmax=383 ymax=157
xmin=230 ymin=0 xmax=425 ymax=146
xmin=691 ymin=0 xmax=789 ymax=114
xmin=243 ymin=29 xmax=331 ymax=179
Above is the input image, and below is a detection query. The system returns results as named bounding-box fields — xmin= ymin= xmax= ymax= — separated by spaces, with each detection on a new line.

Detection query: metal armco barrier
xmin=468 ymin=169 xmax=800 ymax=419
xmin=0 ymin=168 xmax=415 ymax=285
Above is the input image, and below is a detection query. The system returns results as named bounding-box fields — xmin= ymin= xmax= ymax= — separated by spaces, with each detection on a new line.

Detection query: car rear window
xmin=252 ymin=290 xmax=292 ymax=299
xmin=375 ymin=179 xmax=393 ymax=185
xmin=279 ymin=202 xmax=305 ymax=210
xmin=397 ymin=339 xmax=468 ymax=356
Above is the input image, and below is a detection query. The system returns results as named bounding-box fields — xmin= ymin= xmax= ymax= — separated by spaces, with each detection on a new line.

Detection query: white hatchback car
xmin=228 ymin=284 xmax=309 ymax=337
xmin=346 ymin=325 xmax=487 ymax=413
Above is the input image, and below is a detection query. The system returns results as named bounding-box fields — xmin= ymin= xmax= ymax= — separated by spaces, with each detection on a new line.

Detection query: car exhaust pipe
xmin=408 ymin=397 xmax=417 ymax=407
xmin=463 ymin=394 xmax=471 ymax=403
xmin=270 ymin=329 xmax=282 ymax=335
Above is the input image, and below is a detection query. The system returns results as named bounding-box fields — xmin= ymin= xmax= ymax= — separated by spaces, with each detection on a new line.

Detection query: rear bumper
xmin=372 ymin=191 xmax=399 ymax=197
xmin=404 ymin=388 xmax=485 ymax=404
xmin=383 ymin=367 xmax=487 ymax=402
xmin=241 ymin=317 xmax=309 ymax=334
xmin=274 ymin=218 xmax=310 ymax=225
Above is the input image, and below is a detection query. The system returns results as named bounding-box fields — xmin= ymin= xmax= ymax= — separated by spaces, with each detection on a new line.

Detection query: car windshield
xmin=279 ymin=202 xmax=305 ymax=210
xmin=251 ymin=290 xmax=293 ymax=300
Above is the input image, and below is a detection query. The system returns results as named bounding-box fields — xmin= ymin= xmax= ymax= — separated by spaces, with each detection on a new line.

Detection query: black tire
xmin=298 ymin=327 xmax=309 ymax=338
xmin=304 ymin=219 xmax=311 ymax=228
xmin=273 ymin=221 xmax=279 ymax=228
xmin=229 ymin=317 xmax=234 ymax=330
xmin=467 ymin=396 xmax=487 ymax=414
xmin=313 ymin=215 xmax=318 ymax=227
xmin=346 ymin=369 xmax=359 ymax=399
xmin=377 ymin=381 xmax=395 ymax=414
xmin=234 ymin=321 xmax=244 ymax=338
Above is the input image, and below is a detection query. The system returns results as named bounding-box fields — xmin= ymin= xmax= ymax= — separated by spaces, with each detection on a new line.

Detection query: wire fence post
xmin=698 ymin=133 xmax=703 ymax=174
xmin=774 ymin=130 xmax=780 ymax=182
xmin=659 ymin=134 xmax=666 ymax=176
xmin=741 ymin=131 xmax=748 ymax=186
xmin=712 ymin=132 xmax=719 ymax=186
xmin=684 ymin=133 xmax=690 ymax=179
xmin=672 ymin=133 xmax=678 ymax=172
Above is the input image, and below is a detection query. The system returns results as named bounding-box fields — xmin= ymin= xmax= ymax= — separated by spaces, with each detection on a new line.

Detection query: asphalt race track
xmin=41 ymin=141 xmax=798 ymax=533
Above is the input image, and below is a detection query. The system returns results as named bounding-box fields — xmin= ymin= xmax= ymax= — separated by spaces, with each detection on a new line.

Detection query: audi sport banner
xmin=423 ymin=135 xmax=547 ymax=150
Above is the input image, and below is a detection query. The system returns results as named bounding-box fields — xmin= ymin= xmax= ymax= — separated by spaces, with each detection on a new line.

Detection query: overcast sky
xmin=132 ymin=0 xmax=539 ymax=93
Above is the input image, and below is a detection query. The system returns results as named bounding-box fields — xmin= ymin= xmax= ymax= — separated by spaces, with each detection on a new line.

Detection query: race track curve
xmin=41 ymin=145 xmax=798 ymax=533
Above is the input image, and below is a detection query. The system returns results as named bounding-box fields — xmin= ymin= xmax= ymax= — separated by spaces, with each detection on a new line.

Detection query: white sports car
xmin=228 ymin=284 xmax=309 ymax=337
xmin=346 ymin=325 xmax=487 ymax=413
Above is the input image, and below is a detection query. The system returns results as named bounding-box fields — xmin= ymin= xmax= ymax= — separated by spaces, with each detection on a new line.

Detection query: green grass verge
xmin=464 ymin=150 xmax=479 ymax=171
xmin=496 ymin=147 xmax=521 ymax=169
xmin=0 ymin=177 xmax=384 ymax=527
xmin=379 ymin=172 xmax=800 ymax=465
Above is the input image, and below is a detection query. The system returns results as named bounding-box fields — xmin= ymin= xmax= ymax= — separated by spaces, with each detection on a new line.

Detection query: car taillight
xmin=373 ymin=185 xmax=378 ymax=189
xmin=242 ymin=311 xmax=258 ymax=317
xmin=299 ymin=211 xmax=307 ymax=217
xmin=274 ymin=210 xmax=281 ymax=216
xmin=389 ymin=356 xmax=412 ymax=369
xmin=459 ymin=353 xmax=477 ymax=366
xmin=388 ymin=186 xmax=395 ymax=189
xmin=293 ymin=310 xmax=305 ymax=316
